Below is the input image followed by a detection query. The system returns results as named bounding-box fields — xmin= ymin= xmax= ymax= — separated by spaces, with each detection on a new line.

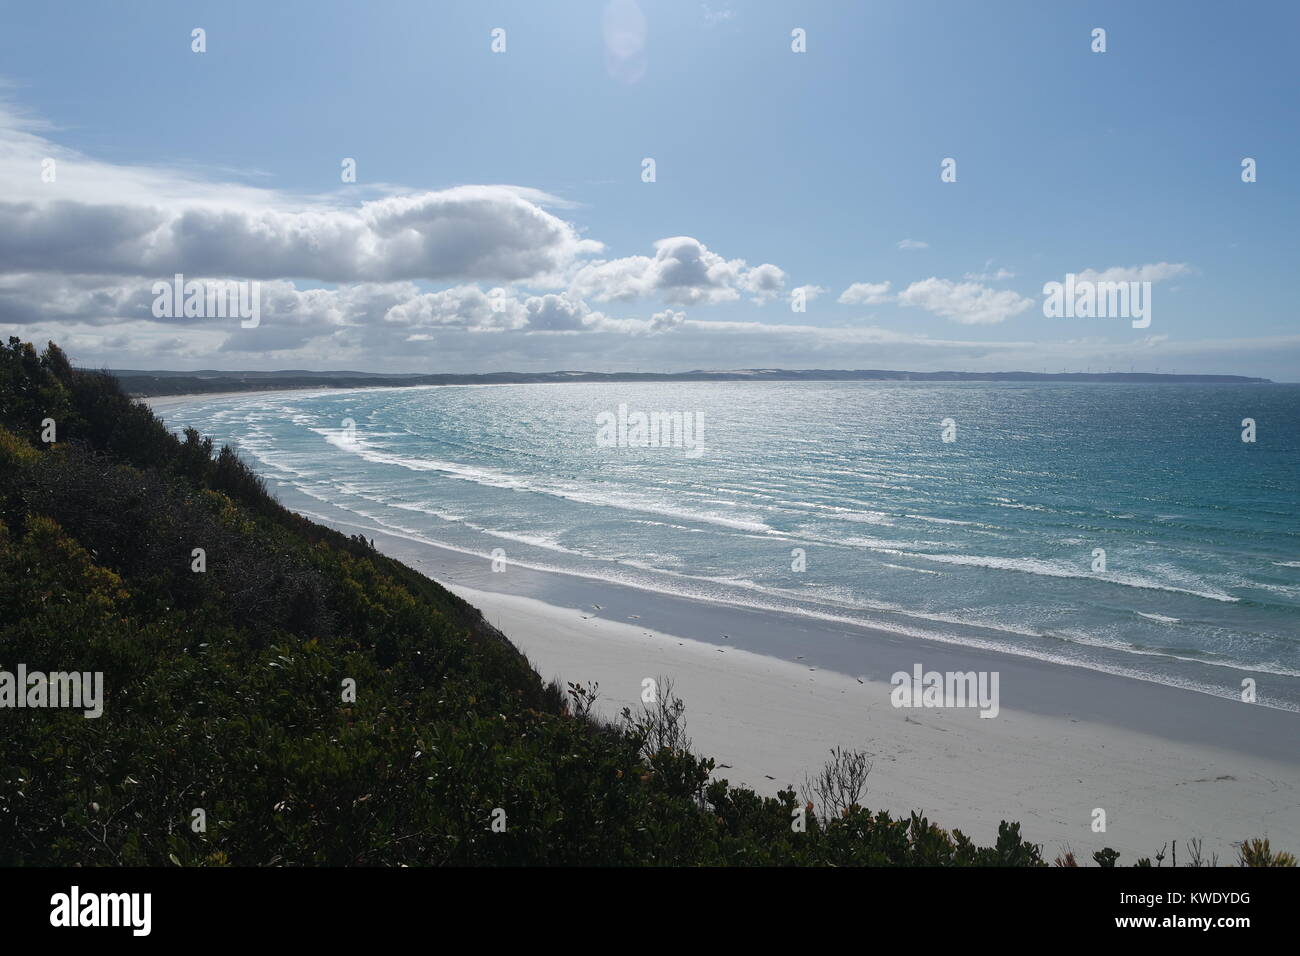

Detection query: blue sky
xmin=1 ymin=0 xmax=1296 ymax=377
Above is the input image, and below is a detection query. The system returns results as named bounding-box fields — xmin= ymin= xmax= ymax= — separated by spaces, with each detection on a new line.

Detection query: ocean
xmin=154 ymin=381 xmax=1300 ymax=710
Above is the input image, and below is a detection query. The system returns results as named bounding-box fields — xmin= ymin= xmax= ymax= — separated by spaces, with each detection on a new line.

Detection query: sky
xmin=0 ymin=0 xmax=1297 ymax=378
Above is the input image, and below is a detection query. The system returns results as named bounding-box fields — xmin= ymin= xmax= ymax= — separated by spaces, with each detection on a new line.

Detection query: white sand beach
xmin=450 ymin=582 xmax=1300 ymax=864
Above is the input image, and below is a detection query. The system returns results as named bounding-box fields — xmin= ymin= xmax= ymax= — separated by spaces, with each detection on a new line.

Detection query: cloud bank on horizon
xmin=0 ymin=1 xmax=1296 ymax=378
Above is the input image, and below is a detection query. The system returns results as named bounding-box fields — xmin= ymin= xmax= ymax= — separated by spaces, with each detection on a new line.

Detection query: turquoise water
xmin=156 ymin=381 xmax=1300 ymax=709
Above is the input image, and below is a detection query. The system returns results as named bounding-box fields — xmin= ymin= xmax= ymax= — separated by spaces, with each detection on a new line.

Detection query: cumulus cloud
xmin=739 ymin=262 xmax=786 ymax=303
xmin=838 ymin=281 xmax=892 ymax=305
xmin=517 ymin=292 xmax=589 ymax=331
xmin=649 ymin=308 xmax=685 ymax=331
xmin=897 ymin=277 xmax=1033 ymax=325
xmin=0 ymin=96 xmax=780 ymax=356
xmin=0 ymin=269 xmax=696 ymax=349
xmin=0 ymin=101 xmax=604 ymax=286
xmin=382 ymin=284 xmax=529 ymax=331
xmin=0 ymin=186 xmax=602 ymax=283
xmin=569 ymin=236 xmax=785 ymax=305
xmin=0 ymin=272 xmax=154 ymax=326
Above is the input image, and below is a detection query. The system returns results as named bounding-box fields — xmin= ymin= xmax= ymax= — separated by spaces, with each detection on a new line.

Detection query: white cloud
xmin=0 ymin=101 xmax=601 ymax=284
xmin=0 ymin=96 xmax=785 ymax=354
xmin=0 ymin=270 xmax=700 ymax=349
xmin=649 ymin=308 xmax=686 ymax=332
xmin=897 ymin=239 xmax=929 ymax=250
xmin=897 ymin=277 xmax=1033 ymax=325
xmin=569 ymin=236 xmax=785 ymax=305
xmin=740 ymin=262 xmax=786 ymax=303
xmin=0 ymin=186 xmax=602 ymax=284
xmin=838 ymin=281 xmax=892 ymax=305
xmin=383 ymin=284 xmax=529 ymax=331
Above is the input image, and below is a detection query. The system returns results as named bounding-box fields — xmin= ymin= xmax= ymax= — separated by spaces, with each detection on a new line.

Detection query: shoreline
xmin=342 ymin=516 xmax=1300 ymax=861
xmin=304 ymin=508 xmax=1300 ymax=756
xmin=141 ymin=387 xmax=350 ymax=408
xmin=446 ymin=578 xmax=1300 ymax=861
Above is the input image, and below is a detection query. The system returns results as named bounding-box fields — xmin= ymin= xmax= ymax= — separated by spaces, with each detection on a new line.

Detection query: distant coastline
xmin=113 ymin=366 xmax=1274 ymax=397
